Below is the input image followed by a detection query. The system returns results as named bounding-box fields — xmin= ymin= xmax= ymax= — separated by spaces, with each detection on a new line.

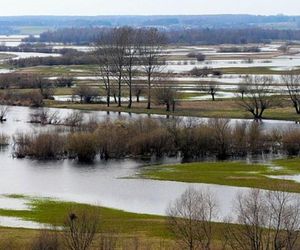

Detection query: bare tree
xmin=123 ymin=28 xmax=139 ymax=108
xmin=97 ymin=28 xmax=129 ymax=107
xmin=237 ymin=76 xmax=274 ymax=120
xmin=29 ymin=108 xmax=61 ymax=125
xmin=237 ymin=84 xmax=249 ymax=100
xmin=208 ymin=118 xmax=231 ymax=159
xmin=139 ymin=28 xmax=166 ymax=109
xmin=95 ymin=43 xmax=114 ymax=107
xmin=132 ymin=82 xmax=144 ymax=103
xmin=167 ymin=187 xmax=218 ymax=250
xmin=201 ymin=82 xmax=219 ymax=101
xmin=73 ymin=86 xmax=99 ymax=104
xmin=63 ymin=208 xmax=100 ymax=250
xmin=0 ymin=105 xmax=9 ymax=122
xmin=31 ymin=229 xmax=60 ymax=250
xmin=153 ymin=73 xmax=179 ymax=112
xmin=282 ymin=73 xmax=300 ymax=114
xmin=64 ymin=111 xmax=84 ymax=128
xmin=224 ymin=188 xmax=300 ymax=250
xmin=153 ymin=84 xmax=178 ymax=112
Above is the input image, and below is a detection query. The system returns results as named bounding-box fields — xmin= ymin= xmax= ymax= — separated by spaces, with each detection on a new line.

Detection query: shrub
xmin=31 ymin=230 xmax=60 ymax=250
xmin=282 ymin=129 xmax=300 ymax=156
xmin=13 ymin=132 xmax=65 ymax=160
xmin=67 ymin=132 xmax=97 ymax=162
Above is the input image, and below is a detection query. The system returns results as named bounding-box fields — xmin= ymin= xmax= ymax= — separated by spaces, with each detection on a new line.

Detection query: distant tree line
xmin=24 ymin=27 xmax=300 ymax=45
xmin=9 ymin=49 xmax=97 ymax=67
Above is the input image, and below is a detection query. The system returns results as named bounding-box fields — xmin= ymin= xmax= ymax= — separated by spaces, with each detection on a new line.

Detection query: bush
xmin=67 ymin=132 xmax=97 ymax=162
xmin=31 ymin=230 xmax=60 ymax=250
xmin=13 ymin=132 xmax=65 ymax=160
xmin=282 ymin=129 xmax=300 ymax=156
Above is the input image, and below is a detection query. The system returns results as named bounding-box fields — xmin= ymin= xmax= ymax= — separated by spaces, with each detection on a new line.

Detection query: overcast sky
xmin=2 ymin=0 xmax=300 ymax=16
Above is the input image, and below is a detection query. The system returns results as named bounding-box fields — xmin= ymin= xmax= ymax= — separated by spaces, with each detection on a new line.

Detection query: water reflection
xmin=0 ymin=105 xmax=299 ymax=219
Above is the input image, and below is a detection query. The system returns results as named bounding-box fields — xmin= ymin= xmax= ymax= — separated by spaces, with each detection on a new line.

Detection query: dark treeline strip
xmin=9 ymin=50 xmax=97 ymax=67
xmin=24 ymin=27 xmax=300 ymax=45
xmin=12 ymin=117 xmax=300 ymax=162
xmin=0 ymin=44 xmax=63 ymax=54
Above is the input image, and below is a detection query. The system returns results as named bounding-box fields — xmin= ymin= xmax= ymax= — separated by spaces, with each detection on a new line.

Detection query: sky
xmin=1 ymin=0 xmax=300 ymax=16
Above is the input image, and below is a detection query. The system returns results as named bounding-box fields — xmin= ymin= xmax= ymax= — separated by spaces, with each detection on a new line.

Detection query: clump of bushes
xmin=13 ymin=132 xmax=66 ymax=159
xmin=282 ymin=129 xmax=300 ymax=156
xmin=0 ymin=133 xmax=9 ymax=147
xmin=67 ymin=132 xmax=97 ymax=162
xmin=12 ymin=118 xmax=300 ymax=163
xmin=0 ymin=90 xmax=44 ymax=107
xmin=218 ymin=46 xmax=260 ymax=53
xmin=187 ymin=51 xmax=206 ymax=61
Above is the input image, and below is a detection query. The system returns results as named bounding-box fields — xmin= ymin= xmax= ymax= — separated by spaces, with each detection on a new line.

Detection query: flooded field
xmin=0 ymin=105 xmax=299 ymax=228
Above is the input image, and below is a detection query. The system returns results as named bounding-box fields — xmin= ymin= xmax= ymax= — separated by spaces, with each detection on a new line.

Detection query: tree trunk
xmin=107 ymin=87 xmax=110 ymax=107
xmin=128 ymin=74 xmax=132 ymax=108
xmin=147 ymin=74 xmax=151 ymax=109
xmin=118 ymin=75 xmax=122 ymax=107
xmin=166 ymin=102 xmax=170 ymax=112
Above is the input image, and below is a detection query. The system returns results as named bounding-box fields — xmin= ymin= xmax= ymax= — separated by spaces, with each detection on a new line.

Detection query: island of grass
xmin=141 ymin=158 xmax=300 ymax=193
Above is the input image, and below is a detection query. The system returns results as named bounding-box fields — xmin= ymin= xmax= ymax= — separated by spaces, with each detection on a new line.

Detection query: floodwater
xmin=0 ymin=106 xmax=299 ymax=228
xmin=0 ymin=40 xmax=300 ymax=228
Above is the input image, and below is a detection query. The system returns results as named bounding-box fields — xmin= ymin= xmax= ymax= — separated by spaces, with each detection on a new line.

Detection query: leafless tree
xmin=153 ymin=72 xmax=179 ymax=112
xmin=167 ymin=187 xmax=218 ymax=250
xmin=73 ymin=86 xmax=99 ymax=104
xmin=153 ymin=84 xmax=178 ymax=112
xmin=237 ymin=76 xmax=274 ymax=120
xmin=97 ymin=28 xmax=129 ymax=107
xmin=0 ymin=105 xmax=9 ymax=122
xmin=123 ymin=28 xmax=140 ymax=108
xmin=31 ymin=229 xmax=60 ymax=250
xmin=237 ymin=84 xmax=249 ymax=100
xmin=139 ymin=28 xmax=166 ymax=109
xmin=282 ymin=73 xmax=300 ymax=114
xmin=208 ymin=118 xmax=231 ymax=159
xmin=63 ymin=208 xmax=100 ymax=250
xmin=29 ymin=109 xmax=61 ymax=125
xmin=201 ymin=82 xmax=219 ymax=101
xmin=95 ymin=44 xmax=114 ymax=107
xmin=132 ymin=82 xmax=144 ymax=103
xmin=64 ymin=111 xmax=84 ymax=128
xmin=56 ymin=76 xmax=74 ymax=88
xmin=224 ymin=188 xmax=300 ymax=250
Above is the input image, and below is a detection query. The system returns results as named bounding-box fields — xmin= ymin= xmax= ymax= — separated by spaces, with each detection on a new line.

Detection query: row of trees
xmin=195 ymin=73 xmax=300 ymax=120
xmin=168 ymin=186 xmax=300 ymax=250
xmin=95 ymin=27 xmax=166 ymax=109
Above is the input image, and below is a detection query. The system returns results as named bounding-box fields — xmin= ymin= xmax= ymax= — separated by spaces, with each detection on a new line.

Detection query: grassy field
xmin=0 ymin=196 xmax=169 ymax=238
xmin=0 ymin=196 xmax=236 ymax=249
xmin=46 ymin=98 xmax=300 ymax=122
xmin=141 ymin=158 xmax=300 ymax=193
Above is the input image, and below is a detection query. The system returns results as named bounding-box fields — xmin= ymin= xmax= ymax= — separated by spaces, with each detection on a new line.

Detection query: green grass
xmin=0 ymin=197 xmax=171 ymax=238
xmin=46 ymin=100 xmax=300 ymax=122
xmin=141 ymin=159 xmax=300 ymax=193
xmin=219 ymin=67 xmax=300 ymax=75
xmin=0 ymin=195 xmax=243 ymax=248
